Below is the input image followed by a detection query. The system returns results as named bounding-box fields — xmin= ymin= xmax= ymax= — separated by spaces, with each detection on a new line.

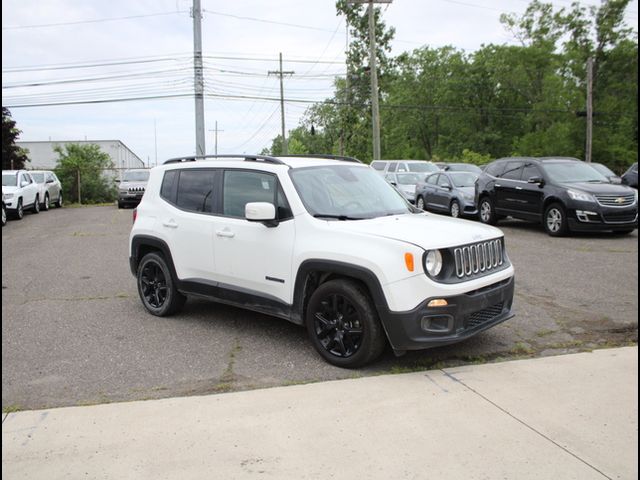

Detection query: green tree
xmin=1 ymin=107 xmax=30 ymax=170
xmin=54 ymin=144 xmax=116 ymax=204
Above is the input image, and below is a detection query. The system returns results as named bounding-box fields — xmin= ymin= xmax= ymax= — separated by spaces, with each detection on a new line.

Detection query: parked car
xmin=590 ymin=163 xmax=621 ymax=184
xmin=129 ymin=154 xmax=515 ymax=368
xmin=29 ymin=170 xmax=63 ymax=210
xmin=370 ymin=160 xmax=439 ymax=176
xmin=476 ymin=157 xmax=638 ymax=236
xmin=383 ymin=171 xmax=423 ymax=204
xmin=415 ymin=171 xmax=479 ymax=218
xmin=2 ymin=192 xmax=6 ymax=227
xmin=439 ymin=163 xmax=483 ymax=174
xmin=1 ymin=170 xmax=41 ymax=220
xmin=621 ymin=162 xmax=638 ymax=189
xmin=118 ymin=169 xmax=150 ymax=208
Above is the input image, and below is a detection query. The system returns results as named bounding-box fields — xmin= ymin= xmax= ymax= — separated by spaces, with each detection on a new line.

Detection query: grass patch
xmin=547 ymin=340 xmax=584 ymax=350
xmin=536 ymin=329 xmax=556 ymax=337
xmin=65 ymin=202 xmax=115 ymax=208
xmin=3 ymin=404 xmax=22 ymax=413
xmin=510 ymin=342 xmax=535 ymax=355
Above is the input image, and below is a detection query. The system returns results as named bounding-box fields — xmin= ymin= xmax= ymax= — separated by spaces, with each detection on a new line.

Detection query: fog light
xmin=421 ymin=315 xmax=454 ymax=333
xmin=427 ymin=299 xmax=448 ymax=307
xmin=576 ymin=210 xmax=598 ymax=222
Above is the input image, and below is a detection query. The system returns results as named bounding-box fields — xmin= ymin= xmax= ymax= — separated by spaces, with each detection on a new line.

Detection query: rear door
xmin=514 ymin=162 xmax=545 ymax=219
xmin=495 ymin=161 xmax=524 ymax=214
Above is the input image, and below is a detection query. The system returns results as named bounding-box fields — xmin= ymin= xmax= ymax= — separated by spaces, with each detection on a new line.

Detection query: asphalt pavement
xmin=3 ymin=347 xmax=637 ymax=480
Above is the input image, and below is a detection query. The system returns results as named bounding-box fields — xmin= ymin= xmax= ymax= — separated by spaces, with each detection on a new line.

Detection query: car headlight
xmin=462 ymin=192 xmax=474 ymax=201
xmin=424 ymin=250 xmax=443 ymax=277
xmin=634 ymin=189 xmax=638 ymax=204
xmin=4 ymin=193 xmax=14 ymax=199
xmin=567 ymin=189 xmax=595 ymax=202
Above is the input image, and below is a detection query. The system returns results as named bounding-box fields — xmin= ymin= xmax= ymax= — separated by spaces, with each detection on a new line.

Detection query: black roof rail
xmin=277 ymin=154 xmax=363 ymax=164
xmin=163 ymin=154 xmax=287 ymax=166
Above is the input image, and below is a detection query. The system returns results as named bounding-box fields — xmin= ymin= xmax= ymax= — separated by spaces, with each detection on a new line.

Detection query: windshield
xmin=123 ymin=170 xmax=150 ymax=182
xmin=290 ymin=165 xmax=412 ymax=219
xmin=591 ymin=163 xmax=615 ymax=177
xmin=396 ymin=173 xmax=422 ymax=185
xmin=2 ymin=174 xmax=17 ymax=187
xmin=450 ymin=172 xmax=479 ymax=187
xmin=31 ymin=173 xmax=45 ymax=183
xmin=407 ymin=163 xmax=439 ymax=173
xmin=448 ymin=164 xmax=482 ymax=173
xmin=542 ymin=162 xmax=608 ymax=183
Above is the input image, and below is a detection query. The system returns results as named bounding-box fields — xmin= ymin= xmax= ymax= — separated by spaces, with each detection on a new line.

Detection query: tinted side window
xmin=160 ymin=170 xmax=179 ymax=203
xmin=522 ymin=163 xmax=541 ymax=182
xmin=485 ymin=162 xmax=504 ymax=177
xmin=371 ymin=162 xmax=385 ymax=171
xmin=387 ymin=163 xmax=398 ymax=173
xmin=426 ymin=174 xmax=438 ymax=185
xmin=277 ymin=186 xmax=293 ymax=220
xmin=437 ymin=175 xmax=451 ymax=188
xmin=223 ymin=170 xmax=276 ymax=218
xmin=176 ymin=170 xmax=216 ymax=213
xmin=397 ymin=163 xmax=408 ymax=172
xmin=500 ymin=162 xmax=524 ymax=180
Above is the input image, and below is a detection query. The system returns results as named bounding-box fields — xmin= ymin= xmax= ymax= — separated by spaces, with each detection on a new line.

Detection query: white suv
xmin=2 ymin=170 xmax=41 ymax=219
xmin=129 ymin=155 xmax=515 ymax=367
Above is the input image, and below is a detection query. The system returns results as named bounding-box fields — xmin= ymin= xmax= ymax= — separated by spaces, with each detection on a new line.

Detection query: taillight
xmin=132 ymin=208 xmax=137 ymax=224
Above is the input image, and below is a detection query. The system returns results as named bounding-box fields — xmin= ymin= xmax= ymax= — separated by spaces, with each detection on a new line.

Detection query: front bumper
xmin=379 ymin=276 xmax=515 ymax=351
xmin=118 ymin=192 xmax=144 ymax=205
xmin=568 ymin=205 xmax=637 ymax=232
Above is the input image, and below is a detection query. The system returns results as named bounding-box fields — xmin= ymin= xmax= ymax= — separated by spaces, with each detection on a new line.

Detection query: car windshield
xmin=450 ymin=172 xmax=479 ymax=187
xmin=290 ymin=165 xmax=412 ymax=219
xmin=407 ymin=163 xmax=439 ymax=173
xmin=123 ymin=171 xmax=150 ymax=182
xmin=542 ymin=162 xmax=609 ymax=183
xmin=31 ymin=173 xmax=45 ymax=183
xmin=396 ymin=173 xmax=422 ymax=185
xmin=590 ymin=163 xmax=615 ymax=177
xmin=448 ymin=164 xmax=482 ymax=173
xmin=2 ymin=174 xmax=17 ymax=187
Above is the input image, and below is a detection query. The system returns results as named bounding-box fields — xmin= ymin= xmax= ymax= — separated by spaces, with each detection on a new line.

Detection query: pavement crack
xmin=441 ymin=370 xmax=613 ymax=480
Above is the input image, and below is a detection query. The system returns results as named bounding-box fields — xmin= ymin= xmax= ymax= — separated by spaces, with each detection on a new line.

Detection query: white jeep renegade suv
xmin=129 ymin=155 xmax=515 ymax=368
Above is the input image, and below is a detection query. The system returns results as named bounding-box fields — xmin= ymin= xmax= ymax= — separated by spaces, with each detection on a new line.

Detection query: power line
xmin=201 ymin=9 xmax=338 ymax=33
xmin=2 ymin=11 xmax=188 ymax=30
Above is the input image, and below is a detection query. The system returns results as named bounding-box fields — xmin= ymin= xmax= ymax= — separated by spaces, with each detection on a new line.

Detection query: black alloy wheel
xmin=137 ymin=252 xmax=186 ymax=316
xmin=306 ymin=279 xmax=385 ymax=368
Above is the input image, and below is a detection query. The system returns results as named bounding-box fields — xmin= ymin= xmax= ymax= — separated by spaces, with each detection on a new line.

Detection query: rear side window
xmin=371 ymin=162 xmax=385 ymax=171
xmin=500 ymin=162 xmax=524 ymax=180
xmin=160 ymin=170 xmax=178 ymax=203
xmin=176 ymin=169 xmax=216 ymax=213
xmin=223 ymin=170 xmax=277 ymax=218
xmin=426 ymin=174 xmax=439 ymax=185
xmin=437 ymin=175 xmax=451 ymax=188
xmin=484 ymin=162 xmax=504 ymax=177
xmin=387 ymin=162 xmax=398 ymax=173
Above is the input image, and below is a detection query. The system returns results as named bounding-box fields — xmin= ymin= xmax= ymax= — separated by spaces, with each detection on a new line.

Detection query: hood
xmin=2 ymin=185 xmax=18 ymax=195
xmin=458 ymin=186 xmax=475 ymax=196
xmin=326 ymin=213 xmax=502 ymax=250
xmin=120 ymin=182 xmax=147 ymax=189
xmin=560 ymin=181 xmax=635 ymax=195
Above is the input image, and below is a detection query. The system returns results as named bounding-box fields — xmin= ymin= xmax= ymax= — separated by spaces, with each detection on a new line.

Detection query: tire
xmin=416 ymin=196 xmax=425 ymax=211
xmin=306 ymin=279 xmax=386 ymax=368
xmin=450 ymin=200 xmax=461 ymax=218
xmin=136 ymin=252 xmax=186 ymax=316
xmin=478 ymin=196 xmax=497 ymax=225
xmin=15 ymin=199 xmax=24 ymax=220
xmin=43 ymin=193 xmax=50 ymax=211
xmin=32 ymin=195 xmax=40 ymax=214
xmin=544 ymin=202 xmax=569 ymax=237
xmin=55 ymin=192 xmax=63 ymax=208
xmin=118 ymin=200 xmax=124 ymax=209
xmin=1 ymin=204 xmax=6 ymax=227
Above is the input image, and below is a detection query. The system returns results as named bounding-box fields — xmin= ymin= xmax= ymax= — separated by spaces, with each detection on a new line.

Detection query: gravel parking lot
xmin=2 ymin=206 xmax=637 ymax=410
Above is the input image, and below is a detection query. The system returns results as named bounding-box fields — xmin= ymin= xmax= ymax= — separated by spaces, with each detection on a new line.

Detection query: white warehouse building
xmin=17 ymin=140 xmax=145 ymax=179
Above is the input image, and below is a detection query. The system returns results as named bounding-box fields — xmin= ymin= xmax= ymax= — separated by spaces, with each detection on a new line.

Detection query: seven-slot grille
xmin=128 ymin=186 xmax=145 ymax=193
xmin=453 ymin=238 xmax=504 ymax=279
xmin=595 ymin=193 xmax=635 ymax=207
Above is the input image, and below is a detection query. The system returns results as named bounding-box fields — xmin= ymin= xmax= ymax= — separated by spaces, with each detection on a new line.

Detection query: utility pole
xmin=153 ymin=119 xmax=158 ymax=167
xmin=192 ymin=0 xmax=206 ymax=157
xmin=347 ymin=0 xmax=392 ymax=161
xmin=268 ymin=53 xmax=294 ymax=154
xmin=585 ymin=57 xmax=593 ymax=163
xmin=209 ymin=122 xmax=224 ymax=155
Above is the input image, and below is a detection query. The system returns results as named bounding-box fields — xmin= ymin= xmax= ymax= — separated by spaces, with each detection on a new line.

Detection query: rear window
xmin=160 ymin=170 xmax=178 ymax=202
xmin=407 ymin=163 xmax=438 ymax=173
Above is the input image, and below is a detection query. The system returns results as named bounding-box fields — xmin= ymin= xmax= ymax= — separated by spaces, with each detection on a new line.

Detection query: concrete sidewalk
xmin=3 ymin=347 xmax=637 ymax=480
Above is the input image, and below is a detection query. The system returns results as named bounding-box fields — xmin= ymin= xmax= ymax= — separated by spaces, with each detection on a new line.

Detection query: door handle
xmin=216 ymin=229 xmax=235 ymax=238
xmin=515 ymin=186 xmax=523 ymax=190
xmin=162 ymin=220 xmax=178 ymax=229
xmin=495 ymin=184 xmax=502 ymax=188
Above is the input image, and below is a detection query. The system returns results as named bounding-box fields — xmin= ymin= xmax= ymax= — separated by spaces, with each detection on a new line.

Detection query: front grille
xmin=128 ymin=187 xmax=145 ymax=193
xmin=595 ymin=194 xmax=636 ymax=207
xmin=466 ymin=302 xmax=504 ymax=329
xmin=453 ymin=238 xmax=504 ymax=279
xmin=603 ymin=211 xmax=638 ymax=224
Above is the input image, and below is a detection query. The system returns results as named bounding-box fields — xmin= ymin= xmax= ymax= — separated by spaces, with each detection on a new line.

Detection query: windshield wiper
xmin=313 ymin=214 xmax=367 ymax=221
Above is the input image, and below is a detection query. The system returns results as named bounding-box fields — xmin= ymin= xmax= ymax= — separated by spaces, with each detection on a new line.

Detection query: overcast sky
xmin=2 ymin=0 xmax=638 ymax=166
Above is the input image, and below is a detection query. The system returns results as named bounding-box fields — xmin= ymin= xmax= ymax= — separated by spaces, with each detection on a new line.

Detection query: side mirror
xmin=390 ymin=181 xmax=397 ymax=186
xmin=246 ymin=202 xmax=278 ymax=227
xmin=527 ymin=176 xmax=544 ymax=186
xmin=21 ymin=181 xmax=29 ymax=188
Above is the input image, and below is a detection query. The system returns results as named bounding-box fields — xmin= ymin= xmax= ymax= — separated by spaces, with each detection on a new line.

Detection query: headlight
xmin=634 ymin=190 xmax=638 ymax=204
xmin=424 ymin=250 xmax=443 ymax=277
xmin=4 ymin=193 xmax=14 ymax=199
xmin=567 ymin=189 xmax=595 ymax=202
xmin=463 ymin=192 xmax=474 ymax=200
